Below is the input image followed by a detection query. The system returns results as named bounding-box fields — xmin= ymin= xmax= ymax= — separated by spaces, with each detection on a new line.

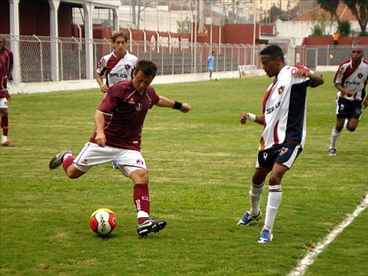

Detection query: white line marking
xmin=287 ymin=194 xmax=368 ymax=276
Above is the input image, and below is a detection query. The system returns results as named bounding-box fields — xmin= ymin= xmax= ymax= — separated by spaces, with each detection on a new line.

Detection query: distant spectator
xmin=352 ymin=37 xmax=360 ymax=47
xmin=333 ymin=31 xmax=340 ymax=47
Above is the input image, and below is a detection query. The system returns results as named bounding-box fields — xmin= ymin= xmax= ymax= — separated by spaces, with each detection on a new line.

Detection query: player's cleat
xmin=1 ymin=141 xmax=14 ymax=147
xmin=137 ymin=219 xmax=167 ymax=237
xmin=237 ymin=210 xmax=262 ymax=226
xmin=258 ymin=227 xmax=273 ymax=243
xmin=112 ymin=162 xmax=119 ymax=169
xmin=328 ymin=148 xmax=336 ymax=156
xmin=49 ymin=149 xmax=73 ymax=169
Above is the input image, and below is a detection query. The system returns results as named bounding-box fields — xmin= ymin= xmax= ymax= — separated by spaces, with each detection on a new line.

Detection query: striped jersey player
xmin=237 ymin=45 xmax=324 ymax=243
xmin=329 ymin=46 xmax=368 ymax=156
xmin=96 ymin=31 xmax=138 ymax=93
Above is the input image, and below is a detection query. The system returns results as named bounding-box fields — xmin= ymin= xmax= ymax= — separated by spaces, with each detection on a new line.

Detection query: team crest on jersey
xmin=358 ymin=73 xmax=364 ymax=79
xmin=125 ymin=64 xmax=131 ymax=70
xmin=280 ymin=147 xmax=288 ymax=155
xmin=278 ymin=86 xmax=285 ymax=94
xmin=135 ymin=103 xmax=142 ymax=111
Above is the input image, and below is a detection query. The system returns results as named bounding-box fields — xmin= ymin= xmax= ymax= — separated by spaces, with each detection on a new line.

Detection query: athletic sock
xmin=249 ymin=181 xmax=265 ymax=216
xmin=1 ymin=115 xmax=9 ymax=142
xmin=264 ymin=185 xmax=282 ymax=230
xmin=133 ymin=184 xmax=150 ymax=224
xmin=330 ymin=127 xmax=341 ymax=149
xmin=62 ymin=155 xmax=74 ymax=172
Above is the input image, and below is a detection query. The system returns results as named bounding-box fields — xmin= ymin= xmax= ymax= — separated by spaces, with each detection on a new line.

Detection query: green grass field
xmin=1 ymin=72 xmax=367 ymax=275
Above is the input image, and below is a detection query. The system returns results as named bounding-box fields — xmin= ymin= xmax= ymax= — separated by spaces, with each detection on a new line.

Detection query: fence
xmin=2 ymin=34 xmax=368 ymax=84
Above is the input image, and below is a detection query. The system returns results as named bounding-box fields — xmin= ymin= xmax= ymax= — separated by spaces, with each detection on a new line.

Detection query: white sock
xmin=1 ymin=135 xmax=8 ymax=144
xmin=264 ymin=185 xmax=282 ymax=230
xmin=249 ymin=182 xmax=265 ymax=216
xmin=330 ymin=127 xmax=341 ymax=149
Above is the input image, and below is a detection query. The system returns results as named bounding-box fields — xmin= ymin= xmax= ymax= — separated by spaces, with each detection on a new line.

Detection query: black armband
xmin=173 ymin=101 xmax=183 ymax=110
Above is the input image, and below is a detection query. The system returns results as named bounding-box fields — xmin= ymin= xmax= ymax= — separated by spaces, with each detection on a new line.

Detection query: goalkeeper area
xmin=1 ymin=73 xmax=367 ymax=275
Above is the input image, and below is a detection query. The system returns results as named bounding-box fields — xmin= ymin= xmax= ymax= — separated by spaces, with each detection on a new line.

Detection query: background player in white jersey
xmin=96 ymin=31 xmax=138 ymax=93
xmin=329 ymin=46 xmax=368 ymax=156
xmin=49 ymin=60 xmax=191 ymax=237
xmin=237 ymin=45 xmax=324 ymax=243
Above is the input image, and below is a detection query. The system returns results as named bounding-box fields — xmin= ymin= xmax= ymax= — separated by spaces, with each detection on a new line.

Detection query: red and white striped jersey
xmin=334 ymin=58 xmax=368 ymax=101
xmin=96 ymin=50 xmax=138 ymax=87
xmin=260 ymin=65 xmax=312 ymax=151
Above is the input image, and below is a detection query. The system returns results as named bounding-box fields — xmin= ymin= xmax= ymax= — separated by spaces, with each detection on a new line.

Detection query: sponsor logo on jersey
xmin=266 ymin=102 xmax=281 ymax=114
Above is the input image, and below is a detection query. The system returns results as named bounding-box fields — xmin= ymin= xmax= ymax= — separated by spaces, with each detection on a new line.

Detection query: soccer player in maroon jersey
xmin=329 ymin=46 xmax=368 ymax=156
xmin=0 ymin=36 xmax=14 ymax=147
xmin=49 ymin=59 xmax=191 ymax=237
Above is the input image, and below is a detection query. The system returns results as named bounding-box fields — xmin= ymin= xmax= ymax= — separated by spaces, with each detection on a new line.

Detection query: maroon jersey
xmin=89 ymin=80 xmax=160 ymax=151
xmin=0 ymin=48 xmax=13 ymax=97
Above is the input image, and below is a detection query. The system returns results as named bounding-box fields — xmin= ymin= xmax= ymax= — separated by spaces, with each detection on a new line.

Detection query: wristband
xmin=173 ymin=101 xmax=183 ymax=110
xmin=248 ymin=113 xmax=256 ymax=121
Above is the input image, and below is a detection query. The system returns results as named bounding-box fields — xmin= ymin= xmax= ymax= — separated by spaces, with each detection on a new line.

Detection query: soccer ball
xmin=89 ymin=208 xmax=117 ymax=235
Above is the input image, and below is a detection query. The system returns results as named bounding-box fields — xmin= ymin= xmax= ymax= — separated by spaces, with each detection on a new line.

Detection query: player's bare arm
xmin=335 ymin=83 xmax=354 ymax=97
xmin=295 ymin=69 xmax=324 ymax=87
xmin=156 ymin=95 xmax=191 ymax=113
xmin=96 ymin=73 xmax=109 ymax=93
xmin=240 ymin=112 xmax=263 ymax=125
xmin=94 ymin=111 xmax=106 ymax=147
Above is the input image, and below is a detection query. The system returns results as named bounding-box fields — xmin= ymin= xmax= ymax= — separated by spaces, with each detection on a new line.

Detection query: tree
xmin=343 ymin=0 xmax=368 ymax=35
xmin=316 ymin=0 xmax=341 ymax=23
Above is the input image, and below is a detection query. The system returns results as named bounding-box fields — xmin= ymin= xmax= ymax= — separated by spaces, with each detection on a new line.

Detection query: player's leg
xmin=0 ymin=98 xmax=12 ymax=146
xmin=329 ymin=97 xmax=348 ymax=156
xmin=128 ymin=169 xmax=167 ymax=237
xmin=345 ymin=103 xmax=362 ymax=132
xmin=258 ymin=143 xmax=302 ymax=243
xmin=238 ymin=153 xmax=269 ymax=226
xmin=117 ymin=150 xmax=166 ymax=237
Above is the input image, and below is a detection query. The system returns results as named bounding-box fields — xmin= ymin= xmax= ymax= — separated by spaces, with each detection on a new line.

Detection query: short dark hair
xmin=260 ymin=45 xmax=284 ymax=63
xmin=135 ymin=59 xmax=158 ymax=77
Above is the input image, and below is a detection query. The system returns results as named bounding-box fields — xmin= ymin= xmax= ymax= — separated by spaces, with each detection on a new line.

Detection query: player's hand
xmin=180 ymin=103 xmax=191 ymax=113
xmin=363 ymin=99 xmax=368 ymax=109
xmin=100 ymin=84 xmax=109 ymax=93
xmin=240 ymin=112 xmax=248 ymax=124
xmin=95 ymin=132 xmax=106 ymax=147
xmin=345 ymin=90 xmax=354 ymax=97
xmin=295 ymin=69 xmax=310 ymax=78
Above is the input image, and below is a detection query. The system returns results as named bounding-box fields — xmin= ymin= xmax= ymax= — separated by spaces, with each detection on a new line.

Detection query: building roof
xmin=290 ymin=4 xmax=358 ymax=22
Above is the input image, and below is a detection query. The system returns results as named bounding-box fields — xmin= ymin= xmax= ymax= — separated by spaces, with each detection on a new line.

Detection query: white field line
xmin=287 ymin=194 xmax=368 ymax=276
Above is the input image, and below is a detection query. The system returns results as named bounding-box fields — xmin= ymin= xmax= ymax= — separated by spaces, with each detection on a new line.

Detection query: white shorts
xmin=0 ymin=98 xmax=8 ymax=109
xmin=73 ymin=142 xmax=147 ymax=177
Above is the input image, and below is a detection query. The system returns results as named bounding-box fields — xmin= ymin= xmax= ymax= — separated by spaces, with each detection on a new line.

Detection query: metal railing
xmin=2 ymin=34 xmax=367 ymax=84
